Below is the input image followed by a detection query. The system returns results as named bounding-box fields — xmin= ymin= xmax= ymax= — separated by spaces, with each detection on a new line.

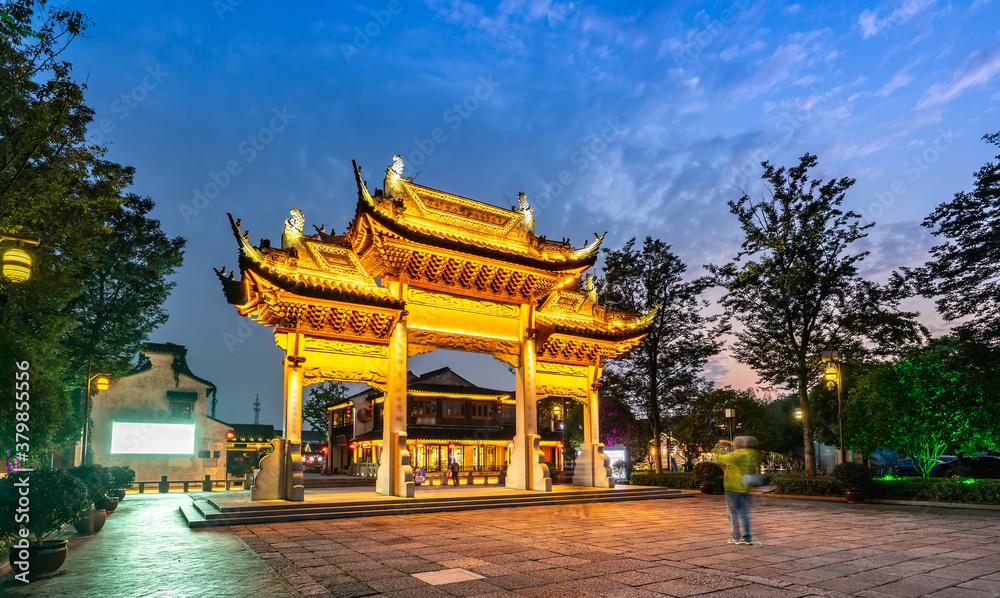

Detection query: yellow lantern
xmin=95 ymin=375 xmax=111 ymax=391
xmin=824 ymin=366 xmax=838 ymax=382
xmin=2 ymin=247 xmax=31 ymax=282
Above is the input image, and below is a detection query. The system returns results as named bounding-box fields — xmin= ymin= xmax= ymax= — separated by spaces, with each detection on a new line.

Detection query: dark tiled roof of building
xmin=228 ymin=424 xmax=277 ymax=443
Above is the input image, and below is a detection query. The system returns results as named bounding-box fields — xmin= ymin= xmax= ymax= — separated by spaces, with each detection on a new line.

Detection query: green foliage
xmin=0 ymin=1 xmax=183 ymax=461
xmin=303 ymin=381 xmax=349 ymax=441
xmin=599 ymin=236 xmax=725 ymax=473
xmin=869 ymin=478 xmax=1000 ymax=504
xmin=561 ymin=402 xmax=584 ymax=464
xmin=69 ymin=464 xmax=111 ymax=505
xmin=921 ymin=131 xmax=1000 ymax=348
xmin=630 ymin=472 xmax=700 ymax=489
xmin=0 ymin=469 xmax=89 ymax=544
xmin=832 ymin=462 xmax=872 ymax=491
xmin=693 ymin=461 xmax=723 ymax=482
xmin=845 ymin=338 xmax=992 ymax=481
xmin=709 ymin=154 xmax=927 ymax=475
xmin=106 ymin=465 xmax=135 ymax=491
xmin=771 ymin=475 xmax=843 ymax=496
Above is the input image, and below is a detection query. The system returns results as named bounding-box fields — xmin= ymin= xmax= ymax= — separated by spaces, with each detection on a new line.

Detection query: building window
xmin=471 ymin=402 xmax=494 ymax=419
xmin=410 ymin=400 xmax=437 ymax=417
xmin=501 ymin=405 xmax=515 ymax=421
xmin=170 ymin=400 xmax=193 ymax=419
xmin=442 ymin=401 xmax=465 ymax=418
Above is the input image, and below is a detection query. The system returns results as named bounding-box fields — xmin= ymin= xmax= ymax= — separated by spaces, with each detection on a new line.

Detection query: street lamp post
xmin=724 ymin=408 xmax=735 ymax=444
xmin=82 ymin=359 xmax=111 ymax=465
xmin=821 ymin=350 xmax=846 ymax=465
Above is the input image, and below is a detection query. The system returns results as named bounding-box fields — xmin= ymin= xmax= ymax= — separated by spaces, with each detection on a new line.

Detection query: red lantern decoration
xmin=226 ymin=429 xmax=236 ymax=441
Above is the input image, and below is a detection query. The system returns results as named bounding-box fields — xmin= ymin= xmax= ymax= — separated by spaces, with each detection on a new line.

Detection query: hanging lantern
xmin=94 ymin=375 xmax=111 ymax=391
xmin=2 ymin=247 xmax=31 ymax=283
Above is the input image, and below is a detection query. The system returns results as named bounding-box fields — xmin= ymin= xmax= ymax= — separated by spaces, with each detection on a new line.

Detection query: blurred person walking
xmin=717 ymin=436 xmax=762 ymax=545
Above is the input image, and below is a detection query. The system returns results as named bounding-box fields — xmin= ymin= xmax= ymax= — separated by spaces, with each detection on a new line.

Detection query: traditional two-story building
xmin=328 ymin=367 xmax=568 ymax=483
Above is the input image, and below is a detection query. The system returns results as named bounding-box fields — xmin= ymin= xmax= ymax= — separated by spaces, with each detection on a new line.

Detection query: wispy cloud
xmin=916 ymin=47 xmax=1000 ymax=109
xmin=858 ymin=0 xmax=936 ymax=39
xmin=875 ymin=71 xmax=913 ymax=97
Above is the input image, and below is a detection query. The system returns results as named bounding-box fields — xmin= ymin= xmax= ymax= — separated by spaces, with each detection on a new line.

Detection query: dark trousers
xmin=725 ymin=491 xmax=751 ymax=541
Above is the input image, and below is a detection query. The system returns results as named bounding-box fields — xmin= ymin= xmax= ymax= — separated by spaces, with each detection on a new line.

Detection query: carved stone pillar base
xmin=285 ymin=440 xmax=305 ymax=501
xmin=251 ymin=438 xmax=285 ymax=501
xmin=375 ymin=431 xmax=415 ymax=498
xmin=573 ymin=442 xmax=614 ymax=489
xmin=505 ymin=434 xmax=551 ymax=492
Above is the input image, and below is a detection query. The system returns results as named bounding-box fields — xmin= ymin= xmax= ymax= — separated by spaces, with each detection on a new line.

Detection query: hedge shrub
xmin=771 ymin=475 xmax=843 ymax=496
xmin=630 ymin=472 xmax=700 ymax=489
xmin=869 ymin=478 xmax=1000 ymax=503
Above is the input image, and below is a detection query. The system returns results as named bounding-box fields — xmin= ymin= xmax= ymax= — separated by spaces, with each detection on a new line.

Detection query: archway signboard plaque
xmin=217 ymin=155 xmax=653 ymax=501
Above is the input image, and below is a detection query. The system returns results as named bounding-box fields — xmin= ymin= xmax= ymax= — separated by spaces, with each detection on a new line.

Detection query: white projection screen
xmin=110 ymin=422 xmax=196 ymax=455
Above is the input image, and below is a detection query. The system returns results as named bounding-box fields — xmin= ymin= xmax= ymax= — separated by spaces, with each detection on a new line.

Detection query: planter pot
xmin=115 ymin=489 xmax=126 ymax=501
xmin=844 ymin=490 xmax=866 ymax=503
xmin=95 ymin=497 xmax=119 ymax=514
xmin=73 ymin=508 xmax=107 ymax=535
xmin=699 ymin=484 xmax=716 ymax=495
xmin=7 ymin=540 xmax=68 ymax=580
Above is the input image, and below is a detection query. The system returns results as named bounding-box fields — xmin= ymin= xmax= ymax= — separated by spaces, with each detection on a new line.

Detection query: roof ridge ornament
xmin=516 ymin=192 xmax=534 ymax=234
xmin=352 ymin=160 xmax=377 ymax=207
xmin=384 ymin=154 xmax=412 ymax=201
xmin=282 ymin=208 xmax=305 ymax=249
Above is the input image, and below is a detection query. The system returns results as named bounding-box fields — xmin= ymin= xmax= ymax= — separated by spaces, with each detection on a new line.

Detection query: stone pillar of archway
xmin=573 ymin=363 xmax=613 ymax=488
xmin=376 ymin=281 xmax=414 ymax=498
xmin=251 ymin=330 xmax=306 ymax=501
xmin=506 ymin=303 xmax=551 ymax=492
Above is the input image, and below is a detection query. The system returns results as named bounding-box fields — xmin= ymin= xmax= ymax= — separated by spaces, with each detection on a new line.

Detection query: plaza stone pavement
xmin=235 ymin=493 xmax=1000 ymax=598
xmin=3 ymin=492 xmax=1000 ymax=598
xmin=0 ymin=492 xmax=297 ymax=598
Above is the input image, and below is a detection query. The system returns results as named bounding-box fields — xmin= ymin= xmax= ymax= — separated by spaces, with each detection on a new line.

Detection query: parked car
xmin=965 ymin=455 xmax=1000 ymax=479
xmin=897 ymin=455 xmax=957 ymax=477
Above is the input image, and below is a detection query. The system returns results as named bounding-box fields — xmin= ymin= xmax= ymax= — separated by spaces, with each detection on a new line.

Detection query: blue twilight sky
xmin=61 ymin=1 xmax=1000 ymax=428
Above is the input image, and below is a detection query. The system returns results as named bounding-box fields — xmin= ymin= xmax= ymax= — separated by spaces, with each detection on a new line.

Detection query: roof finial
xmin=516 ymin=192 xmax=535 ymax=234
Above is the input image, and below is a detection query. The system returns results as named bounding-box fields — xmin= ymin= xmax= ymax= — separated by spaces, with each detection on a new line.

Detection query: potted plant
xmin=107 ymin=465 xmax=136 ymax=501
xmin=694 ymin=461 xmax=724 ymax=494
xmin=69 ymin=464 xmax=111 ymax=533
xmin=0 ymin=469 xmax=90 ymax=579
xmin=833 ymin=461 xmax=872 ymax=503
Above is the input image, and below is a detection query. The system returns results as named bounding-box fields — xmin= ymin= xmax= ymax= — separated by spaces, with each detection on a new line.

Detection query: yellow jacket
xmin=717 ymin=448 xmax=760 ymax=493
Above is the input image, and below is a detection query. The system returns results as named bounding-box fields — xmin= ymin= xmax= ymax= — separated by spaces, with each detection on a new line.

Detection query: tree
xmin=599 ymin=390 xmax=652 ymax=475
xmin=710 ymin=154 xmax=927 ymax=476
xmin=303 ymin=381 xmax=349 ymax=441
xmin=845 ymin=337 xmax=993 ymax=480
xmin=599 ymin=237 xmax=724 ymax=473
xmin=62 ymin=195 xmax=185 ymax=378
xmin=1 ymin=1 xmax=181 ymax=460
xmin=920 ymin=131 xmax=1000 ymax=348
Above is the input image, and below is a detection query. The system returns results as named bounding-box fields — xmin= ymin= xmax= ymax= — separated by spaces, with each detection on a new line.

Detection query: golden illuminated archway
xmin=217 ymin=155 xmax=652 ymax=501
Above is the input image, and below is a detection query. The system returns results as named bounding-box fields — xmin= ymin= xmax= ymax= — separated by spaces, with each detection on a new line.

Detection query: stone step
xmin=178 ymin=502 xmax=210 ymax=526
xmin=180 ymin=487 xmax=692 ymax=528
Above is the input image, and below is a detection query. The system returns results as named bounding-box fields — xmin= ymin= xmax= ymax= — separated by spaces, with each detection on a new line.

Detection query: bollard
xmin=183 ymin=481 xmax=190 ymax=492
xmin=159 ymin=475 xmax=169 ymax=493
xmin=203 ymin=474 xmax=212 ymax=492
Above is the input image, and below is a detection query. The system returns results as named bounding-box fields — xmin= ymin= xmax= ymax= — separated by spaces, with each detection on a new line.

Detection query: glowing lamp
xmin=2 ymin=247 xmax=31 ymax=282
xmin=321 ymin=446 xmax=328 ymax=454
xmin=448 ymin=443 xmax=456 ymax=449
xmin=348 ymin=443 xmax=356 ymax=450
xmin=226 ymin=429 xmax=236 ymax=441
xmin=824 ymin=367 xmax=838 ymax=382
xmin=557 ymin=442 xmax=564 ymax=449
xmin=507 ymin=443 xmax=514 ymax=449
xmin=416 ymin=443 xmax=423 ymax=448
xmin=94 ymin=375 xmax=111 ymax=391
xmin=794 ymin=409 xmax=803 ymax=419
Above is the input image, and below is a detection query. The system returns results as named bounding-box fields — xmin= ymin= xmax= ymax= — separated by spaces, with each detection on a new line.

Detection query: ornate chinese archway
xmin=217 ymin=155 xmax=652 ymax=501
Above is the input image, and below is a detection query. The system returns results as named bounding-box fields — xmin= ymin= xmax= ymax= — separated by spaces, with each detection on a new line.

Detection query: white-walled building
xmin=89 ymin=343 xmax=230 ymax=482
